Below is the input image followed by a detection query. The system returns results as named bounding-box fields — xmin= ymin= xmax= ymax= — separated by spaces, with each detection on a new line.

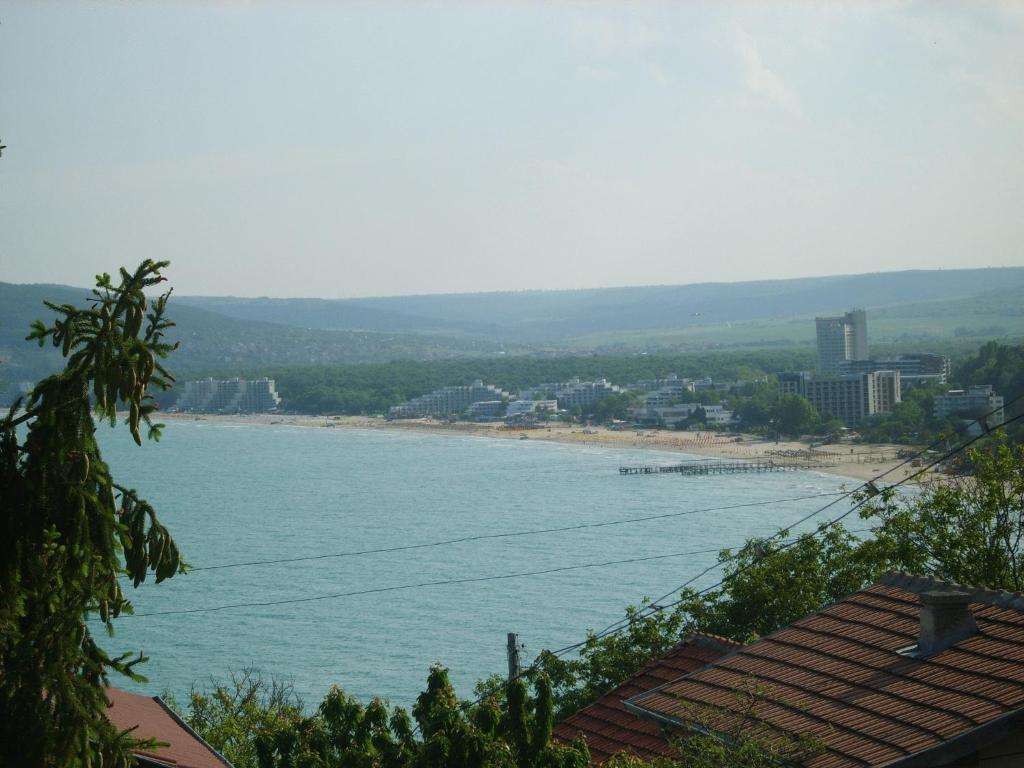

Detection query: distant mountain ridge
xmin=176 ymin=268 xmax=1024 ymax=341
xmin=3 ymin=268 xmax=1023 ymax=388
xmin=0 ymin=282 xmax=511 ymax=385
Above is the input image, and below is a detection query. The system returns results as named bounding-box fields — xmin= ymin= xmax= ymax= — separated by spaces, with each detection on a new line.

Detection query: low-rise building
xmin=464 ymin=400 xmax=506 ymax=420
xmin=630 ymin=403 xmax=733 ymax=429
xmin=173 ymin=377 xmax=281 ymax=413
xmin=934 ymin=384 xmax=1004 ymax=427
xmin=505 ymin=399 xmax=558 ymax=420
xmin=638 ymin=382 xmax=694 ymax=408
xmin=628 ymin=374 xmax=695 ymax=393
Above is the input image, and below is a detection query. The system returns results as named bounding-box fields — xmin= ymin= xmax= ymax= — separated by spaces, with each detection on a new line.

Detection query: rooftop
xmin=105 ymin=688 xmax=231 ymax=768
xmin=552 ymin=633 xmax=740 ymax=763
xmin=625 ymin=573 xmax=1024 ymax=768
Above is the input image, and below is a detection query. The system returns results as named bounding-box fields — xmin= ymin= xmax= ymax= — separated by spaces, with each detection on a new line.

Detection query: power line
xmin=115 ymin=545 xmax=734 ymax=618
xmin=186 ymin=491 xmax=846 ymax=574
xmin=117 ymin=394 xmax=1021 ymax=626
xmin=547 ymin=401 xmax=1024 ymax=657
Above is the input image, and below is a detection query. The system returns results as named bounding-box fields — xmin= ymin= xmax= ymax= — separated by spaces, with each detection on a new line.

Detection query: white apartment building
xmin=174 ymin=377 xmax=282 ymax=413
xmin=388 ymin=380 xmax=511 ymax=418
xmin=934 ymin=385 xmax=1004 ymax=427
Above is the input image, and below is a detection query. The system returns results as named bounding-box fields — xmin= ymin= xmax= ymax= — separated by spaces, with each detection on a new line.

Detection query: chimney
xmin=917 ymin=590 xmax=977 ymax=656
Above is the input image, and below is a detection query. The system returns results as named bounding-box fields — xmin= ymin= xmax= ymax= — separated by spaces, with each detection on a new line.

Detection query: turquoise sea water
xmin=96 ymin=421 xmax=860 ymax=708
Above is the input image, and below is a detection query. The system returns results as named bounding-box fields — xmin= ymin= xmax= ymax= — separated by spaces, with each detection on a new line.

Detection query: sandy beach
xmin=160 ymin=412 xmax=925 ymax=485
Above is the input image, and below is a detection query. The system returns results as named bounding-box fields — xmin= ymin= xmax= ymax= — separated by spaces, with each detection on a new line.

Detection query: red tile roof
xmin=625 ymin=573 xmax=1024 ymax=768
xmin=105 ymin=688 xmax=231 ymax=768
xmin=552 ymin=633 xmax=741 ymax=763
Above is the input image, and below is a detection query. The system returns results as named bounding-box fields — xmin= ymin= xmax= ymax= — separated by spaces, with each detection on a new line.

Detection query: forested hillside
xmin=176 ymin=268 xmax=1024 ymax=342
xmin=0 ymin=283 xmax=513 ymax=388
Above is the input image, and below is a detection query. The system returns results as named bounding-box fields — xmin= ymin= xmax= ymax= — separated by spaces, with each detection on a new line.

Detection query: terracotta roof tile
xmin=552 ymin=633 xmax=740 ymax=763
xmin=625 ymin=574 xmax=1024 ymax=768
xmin=105 ymin=687 xmax=231 ymax=768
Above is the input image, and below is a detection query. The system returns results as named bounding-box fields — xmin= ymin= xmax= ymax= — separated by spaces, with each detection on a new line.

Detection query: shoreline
xmin=159 ymin=412 xmax=924 ymax=484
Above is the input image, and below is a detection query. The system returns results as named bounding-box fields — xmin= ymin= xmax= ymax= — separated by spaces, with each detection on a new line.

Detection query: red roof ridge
xmin=683 ymin=631 xmax=743 ymax=655
xmin=553 ymin=633 xmax=739 ymax=762
xmin=105 ymin=687 xmax=233 ymax=768
xmin=879 ymin=571 xmax=1024 ymax=610
xmin=622 ymin=574 xmax=1024 ymax=767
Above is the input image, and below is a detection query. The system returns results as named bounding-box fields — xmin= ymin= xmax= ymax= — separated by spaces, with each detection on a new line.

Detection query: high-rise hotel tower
xmin=815 ymin=309 xmax=868 ymax=375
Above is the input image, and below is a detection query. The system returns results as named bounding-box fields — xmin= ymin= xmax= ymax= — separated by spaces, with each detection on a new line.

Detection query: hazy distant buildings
xmin=522 ymin=378 xmax=622 ymax=410
xmin=838 ymin=353 xmax=949 ymax=393
xmin=175 ymin=377 xmax=281 ymax=413
xmin=630 ymin=402 xmax=734 ymax=429
xmin=787 ymin=370 xmax=901 ymax=427
xmin=816 ymin=309 xmax=868 ymax=374
xmin=388 ymin=380 xmax=511 ymax=419
xmin=934 ymin=385 xmax=1004 ymax=427
xmin=465 ymin=400 xmax=506 ymax=420
xmin=778 ymin=371 xmax=812 ymax=398
xmin=505 ymin=399 xmax=558 ymax=420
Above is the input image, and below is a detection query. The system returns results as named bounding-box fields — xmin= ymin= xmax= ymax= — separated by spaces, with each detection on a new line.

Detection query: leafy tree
xmin=771 ymin=394 xmax=818 ymax=438
xmin=536 ymin=601 xmax=690 ymax=721
xmin=733 ymin=382 xmax=779 ymax=431
xmin=184 ymin=664 xmax=589 ymax=768
xmin=859 ymin=443 xmax=1024 ymax=591
xmin=533 ymin=438 xmax=1024 ymax=732
xmin=172 ymin=669 xmax=306 ymax=768
xmin=675 ymin=525 xmax=884 ymax=643
xmin=0 ymin=262 xmax=184 ymax=768
xmin=591 ymin=392 xmax=638 ymax=422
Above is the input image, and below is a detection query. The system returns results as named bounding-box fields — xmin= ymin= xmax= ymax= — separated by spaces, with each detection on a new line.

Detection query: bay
xmin=96 ymin=421 xmax=859 ymax=709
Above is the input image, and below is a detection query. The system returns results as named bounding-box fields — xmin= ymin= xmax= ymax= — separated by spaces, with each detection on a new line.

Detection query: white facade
xmin=630 ymin=402 xmax=734 ymax=429
xmin=174 ymin=377 xmax=282 ymax=413
xmin=522 ymin=378 xmax=621 ymax=410
xmin=505 ymin=399 xmax=558 ymax=419
xmin=388 ymin=380 xmax=511 ymax=418
xmin=934 ymin=385 xmax=1004 ymax=426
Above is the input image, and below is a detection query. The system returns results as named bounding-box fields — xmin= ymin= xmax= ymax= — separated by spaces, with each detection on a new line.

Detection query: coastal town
xmin=5 ymin=3 xmax=1024 ymax=768
xmin=155 ymin=309 xmax=1003 ymax=483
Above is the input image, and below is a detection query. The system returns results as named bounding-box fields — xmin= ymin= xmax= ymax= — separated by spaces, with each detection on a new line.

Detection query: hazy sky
xmin=2 ymin=1 xmax=1022 ymax=298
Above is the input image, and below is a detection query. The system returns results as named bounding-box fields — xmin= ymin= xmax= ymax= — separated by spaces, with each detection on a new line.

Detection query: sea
xmin=95 ymin=420 xmax=863 ymax=710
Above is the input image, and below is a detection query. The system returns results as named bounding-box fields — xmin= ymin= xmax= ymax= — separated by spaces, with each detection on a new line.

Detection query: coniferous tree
xmin=0 ymin=261 xmax=184 ymax=767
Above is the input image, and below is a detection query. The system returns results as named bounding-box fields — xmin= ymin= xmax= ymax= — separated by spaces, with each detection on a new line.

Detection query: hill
xmin=0 ymin=282 xmax=513 ymax=388
xmin=175 ymin=268 xmax=1024 ymax=342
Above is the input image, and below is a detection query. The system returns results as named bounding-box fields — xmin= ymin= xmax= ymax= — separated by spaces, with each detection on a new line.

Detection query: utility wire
xmin=186 ymin=491 xmax=845 ymax=574
xmin=117 ymin=394 xmax=1022 ymax=625
xmin=119 ymin=545 xmax=734 ymax=618
xmin=547 ymin=399 xmax=1024 ymax=657
xmin=406 ymin=393 xmax=1024 ymax=735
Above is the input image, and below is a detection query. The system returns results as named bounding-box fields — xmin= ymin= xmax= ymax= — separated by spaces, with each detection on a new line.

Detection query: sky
xmin=1 ymin=1 xmax=1022 ymax=298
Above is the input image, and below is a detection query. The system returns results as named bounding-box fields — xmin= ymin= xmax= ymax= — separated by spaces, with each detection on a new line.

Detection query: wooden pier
xmin=619 ymin=458 xmax=835 ymax=476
